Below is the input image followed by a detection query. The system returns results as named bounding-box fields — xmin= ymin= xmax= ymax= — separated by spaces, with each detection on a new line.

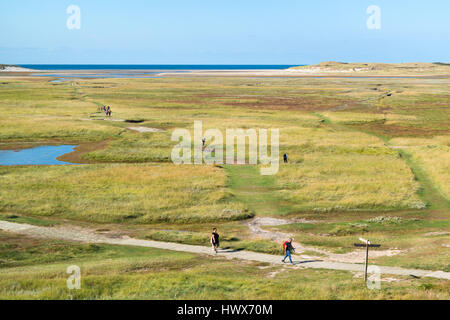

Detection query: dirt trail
xmin=245 ymin=217 xmax=293 ymax=242
xmin=127 ymin=127 xmax=165 ymax=133
xmin=246 ymin=217 xmax=403 ymax=263
xmin=0 ymin=220 xmax=448 ymax=280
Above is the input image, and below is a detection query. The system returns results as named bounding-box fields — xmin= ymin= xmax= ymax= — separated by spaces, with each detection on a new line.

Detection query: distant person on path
xmin=202 ymin=137 xmax=206 ymax=147
xmin=283 ymin=153 xmax=288 ymax=163
xmin=282 ymin=238 xmax=295 ymax=264
xmin=211 ymin=228 xmax=220 ymax=254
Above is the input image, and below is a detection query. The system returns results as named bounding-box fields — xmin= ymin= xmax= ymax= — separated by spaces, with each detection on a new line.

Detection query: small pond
xmin=0 ymin=145 xmax=78 ymax=165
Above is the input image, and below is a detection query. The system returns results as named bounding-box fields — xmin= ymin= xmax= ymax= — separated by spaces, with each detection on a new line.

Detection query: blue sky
xmin=1 ymin=0 xmax=449 ymax=64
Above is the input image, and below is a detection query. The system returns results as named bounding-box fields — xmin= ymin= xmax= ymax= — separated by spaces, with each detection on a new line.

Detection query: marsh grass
xmin=390 ymin=137 xmax=450 ymax=200
xmin=0 ymin=164 xmax=250 ymax=223
xmin=276 ymin=153 xmax=424 ymax=211
xmin=84 ymin=131 xmax=173 ymax=163
xmin=0 ymin=213 xmax=58 ymax=227
xmin=0 ymin=75 xmax=449 ymax=297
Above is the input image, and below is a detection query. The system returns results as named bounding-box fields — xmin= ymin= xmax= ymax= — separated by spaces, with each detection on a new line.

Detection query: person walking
xmin=282 ymin=238 xmax=295 ymax=264
xmin=283 ymin=153 xmax=288 ymax=163
xmin=211 ymin=228 xmax=220 ymax=254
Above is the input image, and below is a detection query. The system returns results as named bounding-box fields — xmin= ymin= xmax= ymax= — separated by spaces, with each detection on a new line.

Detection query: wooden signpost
xmin=354 ymin=238 xmax=381 ymax=282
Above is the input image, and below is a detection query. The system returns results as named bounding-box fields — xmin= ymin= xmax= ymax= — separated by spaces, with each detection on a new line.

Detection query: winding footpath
xmin=1 ymin=220 xmax=449 ymax=280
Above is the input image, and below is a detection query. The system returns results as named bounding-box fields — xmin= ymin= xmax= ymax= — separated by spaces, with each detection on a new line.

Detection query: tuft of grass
xmin=328 ymin=223 xmax=369 ymax=236
xmin=0 ymin=213 xmax=58 ymax=227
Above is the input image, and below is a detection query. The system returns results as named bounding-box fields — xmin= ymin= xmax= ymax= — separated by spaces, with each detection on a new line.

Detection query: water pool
xmin=0 ymin=145 xmax=78 ymax=165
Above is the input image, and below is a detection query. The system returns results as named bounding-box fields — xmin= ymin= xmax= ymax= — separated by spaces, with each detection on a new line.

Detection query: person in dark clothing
xmin=211 ymin=228 xmax=220 ymax=254
xmin=283 ymin=153 xmax=288 ymax=163
xmin=282 ymin=238 xmax=295 ymax=264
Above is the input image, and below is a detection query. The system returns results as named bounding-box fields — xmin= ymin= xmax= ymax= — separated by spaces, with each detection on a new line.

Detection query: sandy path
xmin=0 ymin=220 xmax=448 ymax=280
xmin=245 ymin=217 xmax=294 ymax=242
xmin=245 ymin=217 xmax=403 ymax=263
xmin=127 ymin=127 xmax=165 ymax=133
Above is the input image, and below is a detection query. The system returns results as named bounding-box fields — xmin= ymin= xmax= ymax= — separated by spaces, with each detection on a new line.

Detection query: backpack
xmin=283 ymin=241 xmax=289 ymax=250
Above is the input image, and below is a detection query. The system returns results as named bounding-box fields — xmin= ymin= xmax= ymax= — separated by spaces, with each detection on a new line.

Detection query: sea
xmin=19 ymin=65 xmax=299 ymax=71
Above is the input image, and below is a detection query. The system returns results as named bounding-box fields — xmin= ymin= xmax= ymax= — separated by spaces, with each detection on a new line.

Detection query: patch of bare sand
xmin=80 ymin=118 xmax=125 ymax=122
xmin=245 ymin=217 xmax=318 ymax=242
xmin=57 ymin=139 xmax=111 ymax=164
xmin=424 ymin=231 xmax=450 ymax=236
xmin=267 ymin=267 xmax=289 ymax=278
xmin=352 ymin=272 xmax=402 ymax=282
xmin=326 ymin=248 xmax=403 ymax=264
xmin=127 ymin=126 xmax=165 ymax=133
xmin=245 ymin=217 xmax=403 ymax=263
xmin=0 ymin=66 xmax=34 ymax=72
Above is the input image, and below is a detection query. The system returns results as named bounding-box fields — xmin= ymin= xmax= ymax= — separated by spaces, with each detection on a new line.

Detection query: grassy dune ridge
xmin=289 ymin=61 xmax=450 ymax=76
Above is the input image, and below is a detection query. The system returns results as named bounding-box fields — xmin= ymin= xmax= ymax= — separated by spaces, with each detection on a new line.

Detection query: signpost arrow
xmin=354 ymin=238 xmax=381 ymax=282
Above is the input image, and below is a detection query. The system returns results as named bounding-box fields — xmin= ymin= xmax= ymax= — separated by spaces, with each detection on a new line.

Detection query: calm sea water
xmin=20 ymin=64 xmax=299 ymax=71
xmin=0 ymin=145 xmax=77 ymax=165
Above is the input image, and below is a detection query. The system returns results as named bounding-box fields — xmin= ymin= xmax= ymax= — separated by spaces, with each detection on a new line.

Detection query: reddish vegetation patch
xmin=221 ymin=97 xmax=341 ymax=111
xmin=175 ymin=94 xmax=365 ymax=111
xmin=349 ymin=121 xmax=450 ymax=138
xmin=0 ymin=230 xmax=44 ymax=248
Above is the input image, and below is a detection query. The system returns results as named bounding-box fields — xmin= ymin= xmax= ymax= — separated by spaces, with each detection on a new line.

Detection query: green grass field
xmin=0 ymin=74 xmax=448 ymax=299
